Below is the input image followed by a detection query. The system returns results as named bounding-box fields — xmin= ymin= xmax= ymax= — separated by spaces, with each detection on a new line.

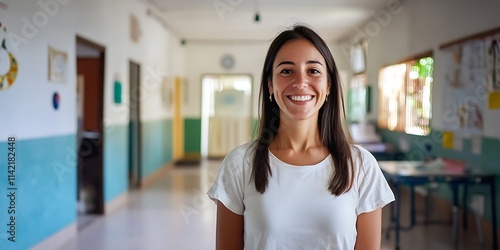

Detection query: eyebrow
xmin=276 ymin=60 xmax=323 ymax=68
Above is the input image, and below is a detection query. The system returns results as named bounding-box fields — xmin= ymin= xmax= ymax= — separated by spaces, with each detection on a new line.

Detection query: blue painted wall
xmin=142 ymin=119 xmax=173 ymax=179
xmin=0 ymin=119 xmax=172 ymax=249
xmin=0 ymin=135 xmax=77 ymax=249
xmin=104 ymin=124 xmax=129 ymax=202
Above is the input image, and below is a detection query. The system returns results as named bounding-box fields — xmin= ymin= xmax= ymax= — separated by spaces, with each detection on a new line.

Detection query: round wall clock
xmin=221 ymin=54 xmax=235 ymax=69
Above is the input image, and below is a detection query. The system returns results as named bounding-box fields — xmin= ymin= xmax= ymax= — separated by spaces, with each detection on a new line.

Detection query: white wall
xmin=74 ymin=0 xmax=185 ymax=123
xmin=0 ymin=0 xmax=78 ymax=140
xmin=340 ymin=0 xmax=500 ymax=134
xmin=183 ymin=40 xmax=351 ymax=119
xmin=0 ymin=0 xmax=184 ymax=141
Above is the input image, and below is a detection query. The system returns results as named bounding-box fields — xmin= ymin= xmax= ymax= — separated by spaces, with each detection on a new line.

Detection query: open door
xmin=128 ymin=61 xmax=142 ymax=189
xmin=201 ymin=74 xmax=253 ymax=159
xmin=76 ymin=36 xmax=105 ymax=229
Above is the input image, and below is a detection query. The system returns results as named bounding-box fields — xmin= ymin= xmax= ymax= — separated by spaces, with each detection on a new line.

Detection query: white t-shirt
xmin=207 ymin=142 xmax=395 ymax=250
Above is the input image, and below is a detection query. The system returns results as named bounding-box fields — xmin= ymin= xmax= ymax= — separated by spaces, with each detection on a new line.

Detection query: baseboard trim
xmin=105 ymin=192 xmax=129 ymax=215
xmin=141 ymin=163 xmax=174 ymax=189
xmin=30 ymin=222 xmax=77 ymax=250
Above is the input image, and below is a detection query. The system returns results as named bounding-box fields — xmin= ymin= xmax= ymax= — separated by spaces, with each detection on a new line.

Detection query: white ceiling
xmin=147 ymin=0 xmax=397 ymax=42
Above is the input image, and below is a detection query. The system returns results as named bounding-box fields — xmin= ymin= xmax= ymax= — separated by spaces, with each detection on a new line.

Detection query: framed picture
xmin=48 ymin=46 xmax=68 ymax=82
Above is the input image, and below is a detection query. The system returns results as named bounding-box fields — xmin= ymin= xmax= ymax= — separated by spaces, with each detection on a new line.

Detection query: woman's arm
xmin=354 ymin=208 xmax=382 ymax=250
xmin=216 ymin=201 xmax=244 ymax=250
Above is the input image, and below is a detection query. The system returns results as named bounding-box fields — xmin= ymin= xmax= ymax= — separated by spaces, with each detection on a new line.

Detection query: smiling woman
xmin=207 ymin=24 xmax=394 ymax=250
xmin=269 ymin=39 xmax=330 ymax=122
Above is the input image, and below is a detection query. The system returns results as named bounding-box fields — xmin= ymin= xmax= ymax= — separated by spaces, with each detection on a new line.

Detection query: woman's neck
xmin=272 ymin=116 xmax=322 ymax=153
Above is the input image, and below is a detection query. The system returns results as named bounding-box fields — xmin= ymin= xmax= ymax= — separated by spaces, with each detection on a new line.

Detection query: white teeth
xmin=290 ymin=95 xmax=312 ymax=101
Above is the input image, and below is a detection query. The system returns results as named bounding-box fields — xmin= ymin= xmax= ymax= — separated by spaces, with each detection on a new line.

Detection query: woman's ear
xmin=268 ymin=81 xmax=273 ymax=94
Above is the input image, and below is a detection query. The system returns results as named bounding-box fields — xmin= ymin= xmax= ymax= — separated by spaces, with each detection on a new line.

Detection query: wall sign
xmin=114 ymin=80 xmax=122 ymax=104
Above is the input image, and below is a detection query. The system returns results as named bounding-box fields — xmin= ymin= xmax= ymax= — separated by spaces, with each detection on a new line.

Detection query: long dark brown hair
xmin=250 ymin=24 xmax=358 ymax=196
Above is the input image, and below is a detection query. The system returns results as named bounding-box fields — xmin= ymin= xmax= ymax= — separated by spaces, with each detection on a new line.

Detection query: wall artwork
xmin=0 ymin=20 xmax=19 ymax=91
xmin=130 ymin=14 xmax=142 ymax=43
xmin=441 ymin=41 xmax=485 ymax=136
xmin=52 ymin=92 xmax=60 ymax=110
xmin=48 ymin=46 xmax=68 ymax=82
xmin=440 ymin=26 xmax=500 ymax=139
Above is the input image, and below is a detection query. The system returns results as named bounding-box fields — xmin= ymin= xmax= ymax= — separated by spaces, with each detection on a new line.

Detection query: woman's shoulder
xmin=350 ymin=144 xmax=379 ymax=169
xmin=351 ymin=144 xmax=375 ymax=158
xmin=221 ymin=141 xmax=257 ymax=167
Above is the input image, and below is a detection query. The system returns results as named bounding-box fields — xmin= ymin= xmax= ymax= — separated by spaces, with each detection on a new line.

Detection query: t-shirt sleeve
xmin=355 ymin=147 xmax=395 ymax=215
xmin=207 ymin=153 xmax=245 ymax=215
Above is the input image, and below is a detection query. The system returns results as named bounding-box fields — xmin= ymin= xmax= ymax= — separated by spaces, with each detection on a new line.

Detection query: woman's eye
xmin=309 ymin=69 xmax=320 ymax=74
xmin=280 ymin=69 xmax=292 ymax=75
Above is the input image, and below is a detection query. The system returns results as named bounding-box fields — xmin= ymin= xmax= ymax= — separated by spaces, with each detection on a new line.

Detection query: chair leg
xmin=452 ymin=206 xmax=458 ymax=245
xmin=425 ymin=188 xmax=432 ymax=224
xmin=475 ymin=212 xmax=484 ymax=245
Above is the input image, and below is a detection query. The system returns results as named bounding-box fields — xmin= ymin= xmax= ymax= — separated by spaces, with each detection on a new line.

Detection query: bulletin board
xmin=439 ymin=26 xmax=500 ymax=138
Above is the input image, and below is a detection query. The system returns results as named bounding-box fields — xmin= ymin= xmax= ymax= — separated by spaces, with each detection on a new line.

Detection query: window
xmin=348 ymin=43 xmax=369 ymax=122
xmin=378 ymin=56 xmax=433 ymax=136
xmin=348 ymin=73 xmax=368 ymax=122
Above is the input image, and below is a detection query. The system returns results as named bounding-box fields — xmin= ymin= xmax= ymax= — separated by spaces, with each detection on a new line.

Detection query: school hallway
xmin=1 ymin=0 xmax=500 ymax=249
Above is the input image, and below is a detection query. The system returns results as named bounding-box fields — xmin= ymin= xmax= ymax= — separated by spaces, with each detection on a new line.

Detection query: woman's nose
xmin=292 ymin=72 xmax=308 ymax=89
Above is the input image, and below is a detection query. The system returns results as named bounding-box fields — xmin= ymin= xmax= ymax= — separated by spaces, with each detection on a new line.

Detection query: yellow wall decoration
xmin=0 ymin=21 xmax=19 ymax=90
xmin=442 ymin=131 xmax=454 ymax=149
xmin=488 ymin=92 xmax=500 ymax=109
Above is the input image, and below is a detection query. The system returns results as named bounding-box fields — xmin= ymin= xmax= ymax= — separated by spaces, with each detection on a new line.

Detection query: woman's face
xmin=269 ymin=39 xmax=330 ymax=122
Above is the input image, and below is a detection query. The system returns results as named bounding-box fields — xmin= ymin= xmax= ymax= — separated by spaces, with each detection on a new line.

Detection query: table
xmin=378 ymin=161 xmax=497 ymax=250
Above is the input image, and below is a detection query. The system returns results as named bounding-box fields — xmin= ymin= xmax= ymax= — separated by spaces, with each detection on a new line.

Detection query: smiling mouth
xmin=288 ymin=95 xmax=314 ymax=102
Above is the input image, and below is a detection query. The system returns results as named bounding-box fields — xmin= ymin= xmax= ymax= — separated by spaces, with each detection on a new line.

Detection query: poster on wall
xmin=0 ymin=20 xmax=19 ymax=91
xmin=48 ymin=46 xmax=68 ymax=82
xmin=459 ymin=40 xmax=486 ymax=135
xmin=441 ymin=40 xmax=486 ymax=136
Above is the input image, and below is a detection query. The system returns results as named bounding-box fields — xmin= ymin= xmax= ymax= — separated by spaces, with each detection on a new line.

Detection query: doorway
xmin=76 ymin=36 xmax=105 ymax=229
xmin=201 ymin=74 xmax=253 ymax=158
xmin=128 ymin=61 xmax=142 ymax=189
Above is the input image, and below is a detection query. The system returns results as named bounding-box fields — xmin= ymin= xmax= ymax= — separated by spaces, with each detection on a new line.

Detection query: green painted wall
xmin=183 ymin=118 xmax=259 ymax=155
xmin=142 ymin=119 xmax=173 ymax=178
xmin=379 ymin=129 xmax=500 ymax=227
xmin=184 ymin=118 xmax=201 ymax=154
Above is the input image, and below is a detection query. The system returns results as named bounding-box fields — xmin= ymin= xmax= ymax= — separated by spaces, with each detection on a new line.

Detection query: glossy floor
xmin=59 ymin=160 xmax=489 ymax=250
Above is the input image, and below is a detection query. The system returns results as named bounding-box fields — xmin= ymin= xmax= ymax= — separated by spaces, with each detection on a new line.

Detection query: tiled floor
xmin=58 ymin=160 xmax=490 ymax=250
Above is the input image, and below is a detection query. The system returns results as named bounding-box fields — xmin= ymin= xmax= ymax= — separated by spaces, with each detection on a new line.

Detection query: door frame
xmin=128 ymin=60 xmax=142 ymax=189
xmin=76 ymin=35 xmax=106 ymax=215
xmin=200 ymin=73 xmax=254 ymax=158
